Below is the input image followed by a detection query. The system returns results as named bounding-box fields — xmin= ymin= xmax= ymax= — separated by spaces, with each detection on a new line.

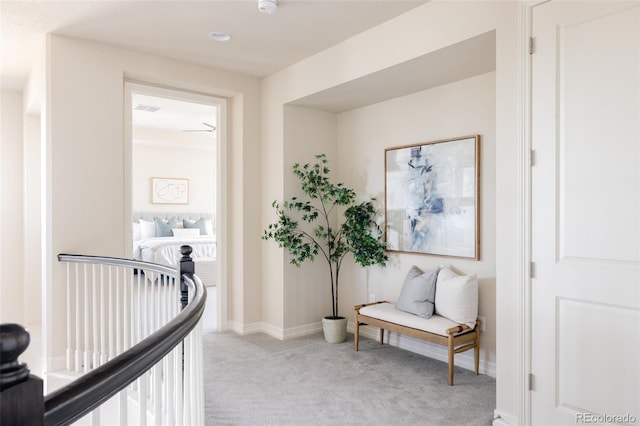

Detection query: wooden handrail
xmin=56 ymin=253 xmax=177 ymax=276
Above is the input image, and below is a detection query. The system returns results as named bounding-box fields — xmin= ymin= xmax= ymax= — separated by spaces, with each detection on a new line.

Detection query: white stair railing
xmin=47 ymin=249 xmax=205 ymax=426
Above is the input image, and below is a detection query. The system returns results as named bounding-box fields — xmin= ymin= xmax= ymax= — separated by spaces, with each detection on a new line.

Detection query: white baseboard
xmin=227 ymin=321 xmax=270 ymax=336
xmin=260 ymin=322 xmax=285 ymax=339
xmin=227 ymin=320 xmax=290 ymax=340
xmin=225 ymin=321 xmax=322 ymax=340
xmin=283 ymin=321 xmax=323 ymax=339
xmin=493 ymin=409 xmax=519 ymax=425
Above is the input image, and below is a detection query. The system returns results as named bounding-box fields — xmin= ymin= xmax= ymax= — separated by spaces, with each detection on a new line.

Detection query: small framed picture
xmin=151 ymin=177 xmax=189 ymax=204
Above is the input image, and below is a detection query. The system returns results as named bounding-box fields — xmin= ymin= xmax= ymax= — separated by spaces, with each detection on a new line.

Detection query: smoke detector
xmin=258 ymin=0 xmax=277 ymax=14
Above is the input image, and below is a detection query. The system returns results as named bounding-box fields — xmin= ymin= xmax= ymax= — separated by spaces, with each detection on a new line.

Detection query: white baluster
xmin=108 ymin=265 xmax=114 ymax=360
xmin=153 ymin=363 xmax=161 ymax=425
xmin=139 ymin=374 xmax=148 ymax=426
xmin=75 ymin=263 xmax=81 ymax=372
xmin=123 ymin=269 xmax=129 ymax=352
xmin=183 ymin=332 xmax=191 ymax=426
xmin=175 ymin=342 xmax=183 ymax=424
xmin=92 ymin=264 xmax=99 ymax=369
xmin=119 ymin=388 xmax=128 ymax=426
xmin=90 ymin=406 xmax=99 ymax=425
xmin=66 ymin=262 xmax=71 ymax=371
xmin=84 ymin=264 xmax=89 ymax=374
xmin=101 ymin=264 xmax=106 ymax=365
xmin=166 ymin=351 xmax=175 ymax=425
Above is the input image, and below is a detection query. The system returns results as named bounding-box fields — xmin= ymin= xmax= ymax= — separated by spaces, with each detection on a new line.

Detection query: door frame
xmin=123 ymin=81 xmax=228 ymax=331
xmin=513 ymin=2 xmax=549 ymax=426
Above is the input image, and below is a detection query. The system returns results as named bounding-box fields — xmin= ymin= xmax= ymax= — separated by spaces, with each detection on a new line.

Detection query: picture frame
xmin=151 ymin=177 xmax=189 ymax=204
xmin=384 ymin=135 xmax=480 ymax=259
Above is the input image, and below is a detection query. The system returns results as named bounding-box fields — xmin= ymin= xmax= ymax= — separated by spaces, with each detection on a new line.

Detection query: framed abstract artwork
xmin=384 ymin=135 xmax=480 ymax=259
xmin=151 ymin=177 xmax=189 ymax=204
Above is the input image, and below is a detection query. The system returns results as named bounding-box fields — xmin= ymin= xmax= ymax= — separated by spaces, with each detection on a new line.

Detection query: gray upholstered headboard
xmin=132 ymin=212 xmax=213 ymax=222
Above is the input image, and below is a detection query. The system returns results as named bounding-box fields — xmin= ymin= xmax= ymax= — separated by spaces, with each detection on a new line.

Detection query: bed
xmin=132 ymin=212 xmax=216 ymax=287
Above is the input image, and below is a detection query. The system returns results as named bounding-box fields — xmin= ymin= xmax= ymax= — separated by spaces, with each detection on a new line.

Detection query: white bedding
xmin=133 ymin=235 xmax=216 ymax=267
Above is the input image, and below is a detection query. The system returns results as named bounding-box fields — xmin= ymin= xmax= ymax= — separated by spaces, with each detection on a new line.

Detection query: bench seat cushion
xmin=359 ymin=302 xmax=474 ymax=337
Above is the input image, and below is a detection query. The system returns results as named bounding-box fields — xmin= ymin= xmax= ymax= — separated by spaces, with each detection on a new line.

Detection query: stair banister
xmin=0 ymin=245 xmax=206 ymax=425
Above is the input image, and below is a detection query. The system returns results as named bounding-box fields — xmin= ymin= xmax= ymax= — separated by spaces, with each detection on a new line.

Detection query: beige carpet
xmin=203 ymin=331 xmax=496 ymax=425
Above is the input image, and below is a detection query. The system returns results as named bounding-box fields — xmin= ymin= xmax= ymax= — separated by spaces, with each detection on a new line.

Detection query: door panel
xmin=532 ymin=2 xmax=640 ymax=424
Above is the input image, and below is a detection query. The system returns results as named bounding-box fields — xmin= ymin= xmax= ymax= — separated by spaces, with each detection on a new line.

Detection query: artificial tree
xmin=263 ymin=154 xmax=387 ymax=321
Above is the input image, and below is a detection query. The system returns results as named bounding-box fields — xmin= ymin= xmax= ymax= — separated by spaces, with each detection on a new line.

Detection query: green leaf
xmin=262 ymin=153 xmax=387 ymax=317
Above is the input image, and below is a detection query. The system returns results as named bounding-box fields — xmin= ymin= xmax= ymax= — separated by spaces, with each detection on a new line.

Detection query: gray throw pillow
xmin=396 ymin=265 xmax=439 ymax=318
xmin=183 ymin=218 xmax=208 ymax=235
xmin=154 ymin=216 xmax=177 ymax=237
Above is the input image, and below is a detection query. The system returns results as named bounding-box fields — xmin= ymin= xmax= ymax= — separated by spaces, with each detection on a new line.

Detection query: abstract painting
xmin=151 ymin=177 xmax=189 ymax=204
xmin=385 ymin=135 xmax=480 ymax=259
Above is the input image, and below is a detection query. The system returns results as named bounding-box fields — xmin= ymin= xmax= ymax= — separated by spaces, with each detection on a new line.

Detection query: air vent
xmin=133 ymin=104 xmax=161 ymax=112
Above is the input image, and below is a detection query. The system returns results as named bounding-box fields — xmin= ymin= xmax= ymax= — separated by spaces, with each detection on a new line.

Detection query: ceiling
xmin=294 ymin=30 xmax=496 ymax=113
xmin=132 ymin=93 xmax=217 ymax=132
xmin=131 ymin=92 xmax=218 ymax=150
xmin=0 ymin=0 xmax=428 ymax=90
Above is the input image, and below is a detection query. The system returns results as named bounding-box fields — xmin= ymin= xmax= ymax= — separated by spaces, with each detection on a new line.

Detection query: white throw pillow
xmin=434 ymin=266 xmax=478 ymax=328
xmin=172 ymin=228 xmax=200 ymax=237
xmin=132 ymin=222 xmax=142 ymax=241
xmin=139 ymin=219 xmax=156 ymax=239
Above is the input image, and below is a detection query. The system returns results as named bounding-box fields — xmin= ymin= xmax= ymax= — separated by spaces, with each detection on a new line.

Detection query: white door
xmin=532 ymin=2 xmax=640 ymax=425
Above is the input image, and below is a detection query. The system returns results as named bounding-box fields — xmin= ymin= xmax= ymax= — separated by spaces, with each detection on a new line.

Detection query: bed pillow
xmin=154 ymin=216 xmax=178 ymax=237
xmin=132 ymin=222 xmax=142 ymax=241
xmin=434 ymin=266 xmax=478 ymax=328
xmin=184 ymin=218 xmax=208 ymax=235
xmin=172 ymin=228 xmax=200 ymax=237
xmin=396 ymin=265 xmax=439 ymax=318
xmin=140 ymin=219 xmax=156 ymax=239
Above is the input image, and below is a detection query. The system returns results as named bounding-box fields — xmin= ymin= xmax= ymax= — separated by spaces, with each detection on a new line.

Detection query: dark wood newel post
xmin=0 ymin=323 xmax=44 ymax=426
xmin=179 ymin=245 xmax=194 ymax=310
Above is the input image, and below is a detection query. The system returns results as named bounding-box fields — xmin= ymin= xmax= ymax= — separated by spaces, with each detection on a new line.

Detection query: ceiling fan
xmin=183 ymin=122 xmax=216 ymax=133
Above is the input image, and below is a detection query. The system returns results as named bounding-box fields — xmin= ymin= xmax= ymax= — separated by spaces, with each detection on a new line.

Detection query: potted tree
xmin=263 ymin=154 xmax=387 ymax=343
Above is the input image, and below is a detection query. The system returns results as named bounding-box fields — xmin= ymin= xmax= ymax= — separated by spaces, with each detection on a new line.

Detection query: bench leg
xmin=448 ymin=335 xmax=454 ymax=386
xmin=474 ymin=328 xmax=480 ymax=376
xmin=354 ymin=318 xmax=360 ymax=352
xmin=379 ymin=328 xmax=384 ymax=345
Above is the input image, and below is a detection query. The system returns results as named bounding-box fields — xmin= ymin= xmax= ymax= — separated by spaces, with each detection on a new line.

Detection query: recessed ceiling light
xmin=209 ymin=32 xmax=231 ymax=42
xmin=258 ymin=0 xmax=277 ymax=14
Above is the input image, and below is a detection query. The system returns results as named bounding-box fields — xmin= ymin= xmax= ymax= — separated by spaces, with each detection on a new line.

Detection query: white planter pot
xmin=322 ymin=316 xmax=347 ymax=343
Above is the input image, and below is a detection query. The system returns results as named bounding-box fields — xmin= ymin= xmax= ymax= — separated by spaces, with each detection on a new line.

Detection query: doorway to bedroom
xmin=125 ymin=82 xmax=227 ymax=332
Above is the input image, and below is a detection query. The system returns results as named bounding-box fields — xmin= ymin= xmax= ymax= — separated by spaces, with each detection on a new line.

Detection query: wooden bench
xmin=354 ymin=301 xmax=481 ymax=386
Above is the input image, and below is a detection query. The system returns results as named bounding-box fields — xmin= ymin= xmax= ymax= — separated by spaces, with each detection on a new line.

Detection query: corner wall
xmin=0 ymin=89 xmax=25 ymax=323
xmin=281 ymin=105 xmax=337 ymax=334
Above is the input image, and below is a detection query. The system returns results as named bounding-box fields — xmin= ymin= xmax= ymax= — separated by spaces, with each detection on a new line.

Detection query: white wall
xmin=281 ymin=105 xmax=337 ymax=332
xmin=0 ymin=89 xmax=25 ymax=323
xmin=132 ymin=138 xmax=216 ymax=215
xmin=336 ymin=71 xmax=497 ymax=370
xmin=45 ymin=34 xmax=261 ymax=364
xmin=23 ymin=113 xmax=42 ymax=326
